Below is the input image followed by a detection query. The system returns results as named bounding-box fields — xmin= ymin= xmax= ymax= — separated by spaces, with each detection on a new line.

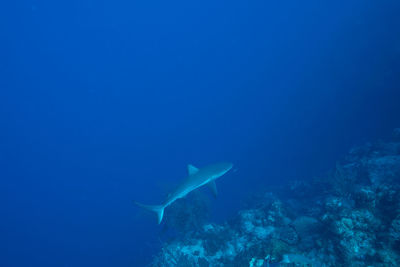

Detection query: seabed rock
xmin=150 ymin=129 xmax=400 ymax=266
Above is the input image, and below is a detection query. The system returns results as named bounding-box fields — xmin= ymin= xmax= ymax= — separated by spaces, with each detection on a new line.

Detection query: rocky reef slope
xmin=150 ymin=130 xmax=400 ymax=266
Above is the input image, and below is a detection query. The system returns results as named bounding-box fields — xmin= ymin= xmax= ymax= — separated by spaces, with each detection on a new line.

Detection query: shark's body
xmin=135 ymin=162 xmax=233 ymax=224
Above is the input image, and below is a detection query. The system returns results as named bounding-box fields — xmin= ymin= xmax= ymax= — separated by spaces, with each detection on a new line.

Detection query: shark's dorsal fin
xmin=208 ymin=180 xmax=218 ymax=198
xmin=187 ymin=164 xmax=199 ymax=175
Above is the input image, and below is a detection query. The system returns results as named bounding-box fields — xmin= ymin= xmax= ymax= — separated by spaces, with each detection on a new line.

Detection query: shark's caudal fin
xmin=134 ymin=202 xmax=165 ymax=224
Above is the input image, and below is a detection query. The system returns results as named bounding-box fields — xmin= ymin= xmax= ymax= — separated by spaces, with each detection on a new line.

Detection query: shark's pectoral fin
xmin=208 ymin=180 xmax=218 ymax=198
xmin=187 ymin=164 xmax=199 ymax=175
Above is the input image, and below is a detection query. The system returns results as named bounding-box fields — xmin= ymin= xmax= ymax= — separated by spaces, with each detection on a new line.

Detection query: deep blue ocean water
xmin=1 ymin=0 xmax=400 ymax=266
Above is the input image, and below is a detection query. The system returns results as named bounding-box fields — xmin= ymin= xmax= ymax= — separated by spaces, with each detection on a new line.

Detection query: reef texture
xmin=150 ymin=129 xmax=400 ymax=266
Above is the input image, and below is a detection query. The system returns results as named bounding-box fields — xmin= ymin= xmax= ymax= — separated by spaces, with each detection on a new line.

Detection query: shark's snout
xmin=222 ymin=162 xmax=234 ymax=172
xmin=215 ymin=162 xmax=234 ymax=176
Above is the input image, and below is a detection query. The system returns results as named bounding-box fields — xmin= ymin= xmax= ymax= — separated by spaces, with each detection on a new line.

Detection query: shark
xmin=135 ymin=162 xmax=233 ymax=224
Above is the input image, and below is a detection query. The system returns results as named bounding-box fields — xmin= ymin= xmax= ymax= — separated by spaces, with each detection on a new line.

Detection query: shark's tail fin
xmin=134 ymin=202 xmax=165 ymax=224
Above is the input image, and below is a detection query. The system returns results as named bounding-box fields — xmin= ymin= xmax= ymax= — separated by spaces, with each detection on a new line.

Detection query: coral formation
xmin=150 ymin=129 xmax=400 ymax=266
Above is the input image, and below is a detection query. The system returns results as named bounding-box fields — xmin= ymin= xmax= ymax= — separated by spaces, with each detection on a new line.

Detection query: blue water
xmin=1 ymin=0 xmax=399 ymax=266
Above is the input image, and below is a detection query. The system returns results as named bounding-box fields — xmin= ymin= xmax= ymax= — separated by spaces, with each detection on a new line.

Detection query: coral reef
xmin=150 ymin=129 xmax=400 ymax=266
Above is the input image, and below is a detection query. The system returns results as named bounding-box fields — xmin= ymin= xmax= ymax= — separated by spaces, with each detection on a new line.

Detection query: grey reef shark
xmin=135 ymin=162 xmax=233 ymax=224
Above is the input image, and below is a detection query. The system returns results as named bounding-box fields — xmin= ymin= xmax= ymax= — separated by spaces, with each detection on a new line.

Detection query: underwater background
xmin=1 ymin=0 xmax=400 ymax=266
